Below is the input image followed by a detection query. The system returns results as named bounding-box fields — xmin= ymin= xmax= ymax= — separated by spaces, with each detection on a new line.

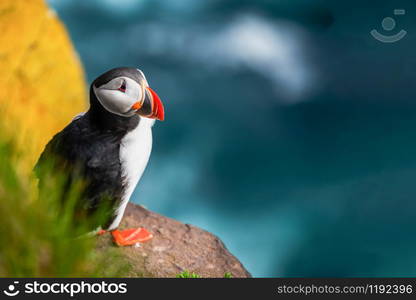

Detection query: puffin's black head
xmin=91 ymin=67 xmax=164 ymax=121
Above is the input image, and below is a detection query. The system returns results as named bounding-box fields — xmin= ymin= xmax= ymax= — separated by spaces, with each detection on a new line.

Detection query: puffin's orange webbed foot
xmin=111 ymin=228 xmax=153 ymax=246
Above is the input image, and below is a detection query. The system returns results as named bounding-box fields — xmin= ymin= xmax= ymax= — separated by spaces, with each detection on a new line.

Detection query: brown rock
xmin=97 ymin=203 xmax=251 ymax=278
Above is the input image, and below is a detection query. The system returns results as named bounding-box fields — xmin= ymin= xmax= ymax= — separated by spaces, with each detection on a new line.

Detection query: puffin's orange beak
xmin=131 ymin=87 xmax=165 ymax=121
xmin=147 ymin=87 xmax=164 ymax=121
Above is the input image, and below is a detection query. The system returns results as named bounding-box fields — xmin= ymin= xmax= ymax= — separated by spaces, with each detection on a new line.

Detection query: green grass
xmin=176 ymin=271 xmax=234 ymax=278
xmin=0 ymin=130 xmax=128 ymax=277
xmin=176 ymin=271 xmax=201 ymax=278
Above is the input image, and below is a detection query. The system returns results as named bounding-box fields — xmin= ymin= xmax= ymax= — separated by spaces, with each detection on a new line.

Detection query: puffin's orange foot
xmin=111 ymin=228 xmax=153 ymax=246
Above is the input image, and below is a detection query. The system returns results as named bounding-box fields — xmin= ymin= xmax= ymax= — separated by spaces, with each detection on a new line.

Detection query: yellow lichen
xmin=0 ymin=0 xmax=87 ymax=175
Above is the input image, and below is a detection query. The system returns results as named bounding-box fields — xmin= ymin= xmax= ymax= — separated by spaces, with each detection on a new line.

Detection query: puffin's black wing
xmin=34 ymin=113 xmax=125 ymax=228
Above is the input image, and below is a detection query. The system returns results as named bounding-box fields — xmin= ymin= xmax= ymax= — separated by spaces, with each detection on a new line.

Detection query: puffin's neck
xmin=87 ymin=85 xmax=140 ymax=133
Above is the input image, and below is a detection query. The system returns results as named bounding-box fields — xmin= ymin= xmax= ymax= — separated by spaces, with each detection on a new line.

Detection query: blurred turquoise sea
xmin=49 ymin=0 xmax=416 ymax=277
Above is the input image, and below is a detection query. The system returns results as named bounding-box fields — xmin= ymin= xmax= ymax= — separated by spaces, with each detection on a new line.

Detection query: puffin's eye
xmin=118 ymin=80 xmax=126 ymax=93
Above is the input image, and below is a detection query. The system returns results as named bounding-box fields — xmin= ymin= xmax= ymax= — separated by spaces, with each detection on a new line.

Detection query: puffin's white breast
xmin=107 ymin=117 xmax=154 ymax=230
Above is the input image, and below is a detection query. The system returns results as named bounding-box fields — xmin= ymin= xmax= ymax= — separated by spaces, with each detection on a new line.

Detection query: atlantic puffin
xmin=35 ymin=67 xmax=164 ymax=246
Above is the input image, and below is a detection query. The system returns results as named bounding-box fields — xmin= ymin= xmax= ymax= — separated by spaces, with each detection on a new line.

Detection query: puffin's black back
xmin=35 ymin=68 xmax=142 ymax=229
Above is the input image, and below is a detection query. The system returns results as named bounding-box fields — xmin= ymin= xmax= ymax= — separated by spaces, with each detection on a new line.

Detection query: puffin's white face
xmin=93 ymin=76 xmax=146 ymax=117
xmin=92 ymin=69 xmax=165 ymax=120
